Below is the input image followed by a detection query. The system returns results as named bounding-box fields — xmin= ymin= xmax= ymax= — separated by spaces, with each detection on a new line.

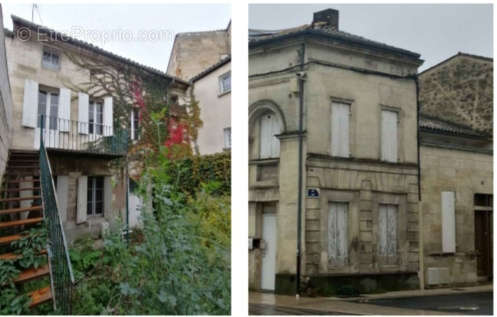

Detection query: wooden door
xmin=475 ymin=210 xmax=493 ymax=278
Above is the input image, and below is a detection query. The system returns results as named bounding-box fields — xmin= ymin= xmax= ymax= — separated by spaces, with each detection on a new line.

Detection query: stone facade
xmin=419 ymin=53 xmax=493 ymax=134
xmin=248 ymin=9 xmax=423 ymax=294
xmin=0 ymin=5 xmax=13 ymax=184
xmin=167 ymin=22 xmax=230 ymax=81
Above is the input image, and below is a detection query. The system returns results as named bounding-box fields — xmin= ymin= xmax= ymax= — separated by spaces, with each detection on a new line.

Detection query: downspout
xmin=415 ymin=76 xmax=424 ymax=290
xmin=296 ymin=42 xmax=305 ymax=297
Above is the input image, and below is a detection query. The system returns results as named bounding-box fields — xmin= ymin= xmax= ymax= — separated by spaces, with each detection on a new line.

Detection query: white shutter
xmin=223 ymin=127 xmax=231 ymax=149
xmin=22 ymin=79 xmax=39 ymax=128
xmin=78 ymin=93 xmax=89 ymax=134
xmin=103 ymin=97 xmax=113 ymax=136
xmin=77 ymin=176 xmax=88 ymax=224
xmin=381 ymin=110 xmax=398 ymax=162
xmin=379 ymin=204 xmax=398 ymax=256
xmin=57 ymin=176 xmax=69 ymax=223
xmin=331 ymin=102 xmax=350 ymax=157
xmin=270 ymin=115 xmax=280 ymax=157
xmin=441 ymin=191 xmax=456 ymax=253
xmin=328 ymin=202 xmax=348 ymax=265
xmin=104 ymin=176 xmax=112 ymax=218
xmin=378 ymin=205 xmax=388 ymax=256
xmin=260 ymin=114 xmax=272 ymax=158
xmin=58 ymin=88 xmax=71 ymax=132
xmin=130 ymin=110 xmax=135 ymax=140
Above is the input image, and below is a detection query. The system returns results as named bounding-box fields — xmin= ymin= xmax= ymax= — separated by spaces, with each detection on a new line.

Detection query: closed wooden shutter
xmin=22 ymin=79 xmax=39 ymax=128
xmin=441 ymin=191 xmax=456 ymax=253
xmin=78 ymin=93 xmax=89 ymax=134
xmin=260 ymin=113 xmax=280 ymax=158
xmin=77 ymin=176 xmax=88 ymax=224
xmin=381 ymin=110 xmax=398 ymax=162
xmin=328 ymin=202 xmax=348 ymax=265
xmin=58 ymin=88 xmax=71 ymax=132
xmin=57 ymin=176 xmax=69 ymax=223
xmin=103 ymin=97 xmax=113 ymax=136
xmin=104 ymin=176 xmax=112 ymax=218
xmin=331 ymin=102 xmax=350 ymax=157
xmin=379 ymin=204 xmax=398 ymax=256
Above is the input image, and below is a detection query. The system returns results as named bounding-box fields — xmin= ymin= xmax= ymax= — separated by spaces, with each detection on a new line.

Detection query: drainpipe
xmin=296 ymin=42 xmax=305 ymax=297
xmin=415 ymin=76 xmax=424 ymax=290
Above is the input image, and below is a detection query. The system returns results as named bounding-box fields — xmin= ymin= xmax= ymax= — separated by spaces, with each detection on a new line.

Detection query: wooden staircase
xmin=0 ymin=150 xmax=52 ymax=309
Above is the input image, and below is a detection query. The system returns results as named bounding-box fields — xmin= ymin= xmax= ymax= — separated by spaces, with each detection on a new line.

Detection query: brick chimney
xmin=312 ymin=8 xmax=339 ymax=31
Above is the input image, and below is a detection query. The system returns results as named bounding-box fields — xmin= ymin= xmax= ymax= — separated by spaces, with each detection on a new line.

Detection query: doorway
xmin=474 ymin=194 xmax=493 ymax=280
xmin=261 ymin=205 xmax=277 ymax=291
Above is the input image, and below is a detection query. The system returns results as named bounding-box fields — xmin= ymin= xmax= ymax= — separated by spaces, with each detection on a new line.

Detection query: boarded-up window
xmin=441 ymin=191 xmax=456 ymax=253
xmin=331 ymin=102 xmax=350 ymax=157
xmin=328 ymin=202 xmax=348 ymax=265
xmin=378 ymin=204 xmax=397 ymax=256
xmin=381 ymin=110 xmax=398 ymax=162
xmin=259 ymin=113 xmax=280 ymax=158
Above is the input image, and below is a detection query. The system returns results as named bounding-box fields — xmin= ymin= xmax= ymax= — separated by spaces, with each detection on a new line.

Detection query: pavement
xmin=249 ymin=284 xmax=493 ymax=315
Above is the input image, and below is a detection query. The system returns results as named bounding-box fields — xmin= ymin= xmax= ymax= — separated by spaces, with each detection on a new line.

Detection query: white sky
xmin=249 ymin=4 xmax=493 ymax=72
xmin=2 ymin=3 xmax=231 ymax=72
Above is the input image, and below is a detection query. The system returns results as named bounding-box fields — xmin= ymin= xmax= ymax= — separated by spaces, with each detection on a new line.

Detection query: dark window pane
xmin=38 ymin=91 xmax=47 ymax=128
xmin=96 ymin=202 xmax=103 ymax=214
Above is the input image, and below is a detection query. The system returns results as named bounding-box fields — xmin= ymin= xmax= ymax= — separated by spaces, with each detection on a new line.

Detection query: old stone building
xmin=4 ymin=16 xmax=188 ymax=242
xmin=167 ymin=21 xmax=231 ymax=81
xmin=418 ymin=53 xmax=493 ymax=287
xmin=0 ymin=5 xmax=13 ymax=183
xmin=248 ymin=9 xmax=424 ymax=294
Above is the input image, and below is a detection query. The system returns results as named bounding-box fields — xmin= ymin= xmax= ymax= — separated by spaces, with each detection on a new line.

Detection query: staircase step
xmin=0 ymin=234 xmax=23 ymax=245
xmin=2 ymin=179 xmax=40 ymax=184
xmin=14 ymin=265 xmax=49 ymax=283
xmin=0 ymin=196 xmax=41 ymax=203
xmin=7 ymin=166 xmax=39 ymax=169
xmin=0 ymin=249 xmax=47 ymax=260
xmin=3 ymin=187 xmax=41 ymax=192
xmin=0 ymin=205 xmax=42 ymax=215
xmin=0 ymin=217 xmax=43 ymax=229
xmin=28 ymin=286 xmax=52 ymax=308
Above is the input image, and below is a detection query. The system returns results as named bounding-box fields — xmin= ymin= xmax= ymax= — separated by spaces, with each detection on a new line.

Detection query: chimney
xmin=312 ymin=8 xmax=339 ymax=31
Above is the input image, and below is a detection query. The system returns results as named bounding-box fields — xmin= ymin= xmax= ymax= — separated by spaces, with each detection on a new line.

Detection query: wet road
xmin=249 ymin=303 xmax=346 ymax=315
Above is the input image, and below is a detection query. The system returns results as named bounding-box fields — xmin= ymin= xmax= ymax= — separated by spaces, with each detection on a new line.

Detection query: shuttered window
xmin=224 ymin=127 xmax=231 ymax=149
xmin=441 ymin=191 xmax=456 ymax=253
xmin=378 ymin=204 xmax=397 ymax=256
xmin=381 ymin=110 xmax=398 ymax=162
xmin=259 ymin=113 xmax=280 ymax=158
xmin=328 ymin=202 xmax=348 ymax=265
xmin=331 ymin=102 xmax=350 ymax=157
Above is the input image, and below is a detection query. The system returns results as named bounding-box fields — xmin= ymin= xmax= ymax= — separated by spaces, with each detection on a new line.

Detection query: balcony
xmin=38 ymin=115 xmax=128 ymax=157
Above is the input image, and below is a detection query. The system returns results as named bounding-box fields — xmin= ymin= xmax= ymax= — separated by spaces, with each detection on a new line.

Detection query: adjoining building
xmin=248 ymin=9 xmax=424 ymax=294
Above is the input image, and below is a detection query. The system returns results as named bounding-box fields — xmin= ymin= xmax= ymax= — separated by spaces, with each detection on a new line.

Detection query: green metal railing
xmin=40 ymin=116 xmax=75 ymax=314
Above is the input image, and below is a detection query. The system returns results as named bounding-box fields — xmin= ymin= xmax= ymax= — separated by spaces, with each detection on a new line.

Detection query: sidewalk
xmin=249 ymin=284 xmax=493 ymax=315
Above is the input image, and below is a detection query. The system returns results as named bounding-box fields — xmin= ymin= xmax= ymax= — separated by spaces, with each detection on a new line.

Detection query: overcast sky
xmin=2 ymin=3 xmax=231 ymax=71
xmin=249 ymin=4 xmax=493 ymax=72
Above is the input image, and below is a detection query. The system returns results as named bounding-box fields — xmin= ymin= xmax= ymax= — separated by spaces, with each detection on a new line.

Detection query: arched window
xmin=259 ymin=112 xmax=280 ymax=158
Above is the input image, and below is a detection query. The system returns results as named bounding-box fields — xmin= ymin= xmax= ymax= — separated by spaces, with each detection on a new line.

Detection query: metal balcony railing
xmin=40 ymin=134 xmax=75 ymax=314
xmin=39 ymin=115 xmax=128 ymax=156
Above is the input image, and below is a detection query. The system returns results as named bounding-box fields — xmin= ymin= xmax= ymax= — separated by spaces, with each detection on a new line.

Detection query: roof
xmin=419 ymin=52 xmax=493 ymax=76
xmin=10 ymin=15 xmax=189 ymax=87
xmin=419 ymin=114 xmax=490 ymax=138
xmin=191 ymin=56 xmax=231 ymax=82
xmin=249 ymin=25 xmax=421 ymax=60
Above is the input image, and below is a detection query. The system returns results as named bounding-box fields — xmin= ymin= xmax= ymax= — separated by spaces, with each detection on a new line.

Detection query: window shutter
xmin=78 ymin=93 xmax=89 ymax=134
xmin=130 ymin=110 xmax=135 ymax=140
xmin=331 ymin=102 xmax=350 ymax=157
xmin=57 ymin=176 xmax=69 ymax=223
xmin=22 ymin=79 xmax=39 ymax=128
xmin=58 ymin=88 xmax=71 ymax=132
xmin=441 ymin=191 xmax=456 ymax=253
xmin=223 ymin=127 xmax=231 ymax=149
xmin=270 ymin=115 xmax=280 ymax=157
xmin=103 ymin=97 xmax=113 ymax=136
xmin=381 ymin=110 xmax=398 ymax=162
xmin=260 ymin=114 xmax=272 ymax=158
xmin=104 ymin=176 xmax=112 ymax=218
xmin=387 ymin=205 xmax=397 ymax=256
xmin=328 ymin=202 xmax=348 ymax=265
xmin=77 ymin=176 xmax=88 ymax=224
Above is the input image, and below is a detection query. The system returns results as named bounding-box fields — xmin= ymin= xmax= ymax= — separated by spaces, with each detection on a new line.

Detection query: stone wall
xmin=420 ymin=144 xmax=492 ymax=285
xmin=167 ymin=29 xmax=230 ymax=81
xmin=0 ymin=6 xmax=13 ymax=183
xmin=419 ymin=53 xmax=493 ymax=134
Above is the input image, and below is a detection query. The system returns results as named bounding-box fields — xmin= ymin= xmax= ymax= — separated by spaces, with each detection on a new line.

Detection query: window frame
xmin=259 ymin=112 xmax=280 ymax=159
xmin=378 ymin=204 xmax=398 ymax=257
xmin=380 ymin=106 xmax=400 ymax=163
xmin=41 ymin=48 xmax=61 ymax=70
xmin=38 ymin=89 xmax=59 ymax=130
xmin=223 ymin=127 xmax=231 ymax=150
xmin=87 ymin=176 xmax=104 ymax=217
xmin=218 ymin=71 xmax=231 ymax=95
xmin=89 ymin=101 xmax=104 ymax=135
xmin=330 ymin=100 xmax=351 ymax=158
xmin=328 ymin=201 xmax=349 ymax=267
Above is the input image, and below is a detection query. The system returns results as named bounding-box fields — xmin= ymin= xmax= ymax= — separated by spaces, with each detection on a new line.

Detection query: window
xmin=218 ymin=71 xmax=231 ymax=94
xmin=87 ymin=176 xmax=104 ymax=216
xmin=89 ymin=101 xmax=103 ymax=135
xmin=42 ymin=49 xmax=60 ymax=70
xmin=441 ymin=191 xmax=456 ymax=253
xmin=328 ymin=202 xmax=348 ymax=265
xmin=224 ymin=127 xmax=231 ymax=149
xmin=259 ymin=113 xmax=280 ymax=158
xmin=331 ymin=102 xmax=350 ymax=157
xmin=131 ymin=108 xmax=140 ymax=140
xmin=474 ymin=194 xmax=492 ymax=207
xmin=378 ymin=204 xmax=398 ymax=256
xmin=37 ymin=90 xmax=59 ymax=130
xmin=170 ymin=95 xmax=179 ymax=105
xmin=381 ymin=110 xmax=398 ymax=162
